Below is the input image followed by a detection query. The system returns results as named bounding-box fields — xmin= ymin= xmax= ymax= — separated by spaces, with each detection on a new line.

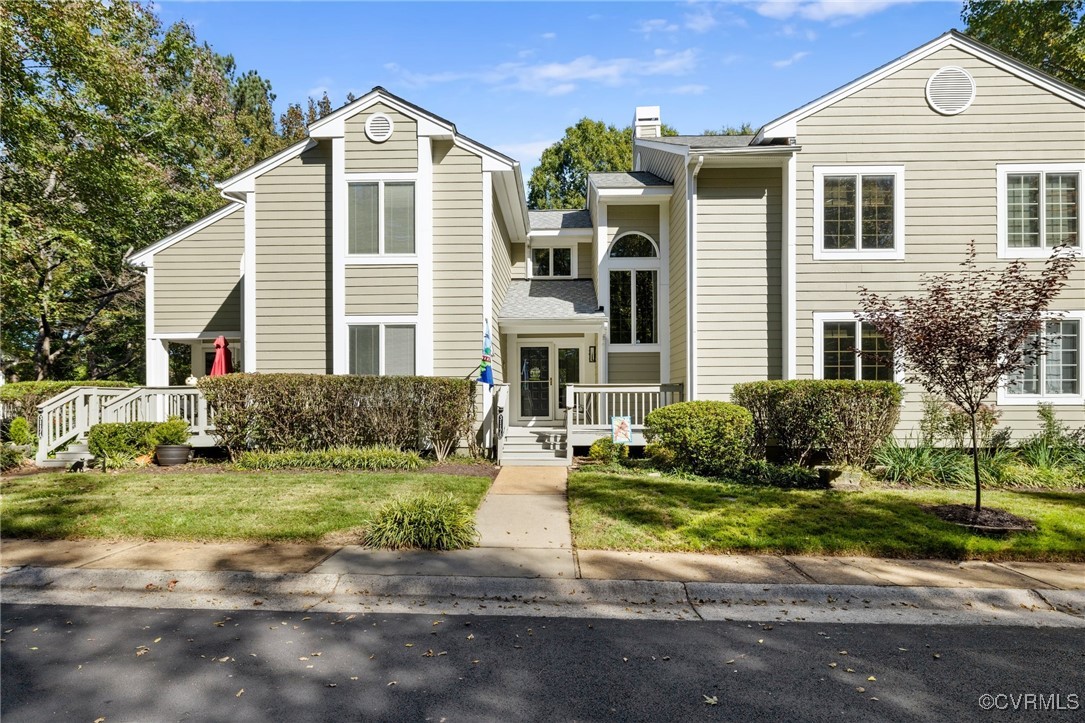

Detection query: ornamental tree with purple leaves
xmin=858 ymin=242 xmax=1076 ymax=511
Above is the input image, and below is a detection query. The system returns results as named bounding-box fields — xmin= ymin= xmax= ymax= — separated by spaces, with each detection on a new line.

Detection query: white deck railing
xmin=36 ymin=386 xmax=213 ymax=464
xmin=563 ymin=383 xmax=683 ymax=458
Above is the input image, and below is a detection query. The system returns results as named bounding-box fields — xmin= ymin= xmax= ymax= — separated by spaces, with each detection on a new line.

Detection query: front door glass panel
xmin=557 ymin=348 xmax=580 ymax=409
xmin=520 ymin=346 xmax=550 ymax=418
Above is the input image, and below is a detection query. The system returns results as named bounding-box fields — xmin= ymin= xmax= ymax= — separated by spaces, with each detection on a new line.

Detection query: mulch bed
xmin=926 ymin=503 xmax=1037 ymax=533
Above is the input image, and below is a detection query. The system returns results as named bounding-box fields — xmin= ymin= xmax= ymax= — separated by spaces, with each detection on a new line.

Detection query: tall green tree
xmin=702 ymin=123 xmax=755 ymax=135
xmin=963 ymin=0 xmax=1085 ymax=90
xmin=1 ymin=0 xmax=279 ymax=381
xmin=527 ymin=119 xmax=679 ymax=210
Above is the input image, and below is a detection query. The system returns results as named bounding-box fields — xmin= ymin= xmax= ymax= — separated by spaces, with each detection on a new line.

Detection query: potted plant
xmin=151 ymin=417 xmax=193 ymax=466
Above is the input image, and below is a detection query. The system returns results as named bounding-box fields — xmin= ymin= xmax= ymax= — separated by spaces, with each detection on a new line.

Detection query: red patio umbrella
xmin=209 ymin=336 xmax=233 ymax=376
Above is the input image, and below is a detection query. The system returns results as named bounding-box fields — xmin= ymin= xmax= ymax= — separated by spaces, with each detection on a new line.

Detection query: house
xmin=121 ymin=30 xmax=1083 ymax=464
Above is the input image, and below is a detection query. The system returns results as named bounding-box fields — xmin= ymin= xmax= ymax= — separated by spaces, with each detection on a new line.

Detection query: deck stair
xmin=500 ymin=426 xmax=569 ymax=467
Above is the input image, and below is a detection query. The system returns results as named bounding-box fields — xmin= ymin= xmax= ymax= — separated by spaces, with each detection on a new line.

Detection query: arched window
xmin=607 ymin=233 xmax=659 ymax=345
xmin=608 ymin=233 xmax=658 ymax=258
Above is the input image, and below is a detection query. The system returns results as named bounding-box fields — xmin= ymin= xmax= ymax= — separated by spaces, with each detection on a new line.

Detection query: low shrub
xmin=1 ymin=445 xmax=25 ymax=472
xmin=235 ymin=447 xmax=425 ymax=471
xmin=148 ymin=417 xmax=192 ymax=446
xmin=732 ymin=380 xmax=902 ymax=466
xmin=6 ymin=417 xmax=35 ymax=446
xmin=0 ymin=381 xmax=135 ymax=429
xmin=363 ymin=494 xmax=477 ymax=550
xmin=198 ymin=374 xmax=476 ymax=460
xmin=588 ymin=437 xmax=628 ymax=464
xmin=645 ymin=401 xmax=753 ymax=476
xmin=737 ymin=460 xmax=823 ymax=489
xmin=644 ymin=443 xmax=675 ymax=469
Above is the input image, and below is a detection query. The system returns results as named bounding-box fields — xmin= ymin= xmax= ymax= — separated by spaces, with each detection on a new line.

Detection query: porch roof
xmin=498 ymin=280 xmax=606 ymax=322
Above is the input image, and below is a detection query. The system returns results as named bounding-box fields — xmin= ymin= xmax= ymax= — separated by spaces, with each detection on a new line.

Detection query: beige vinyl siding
xmin=344 ymin=265 xmax=418 ymax=316
xmin=696 ymin=167 xmax=784 ymax=398
xmin=608 ymin=352 xmax=661 ymax=384
xmin=510 ymin=243 xmax=527 ymax=279
xmin=254 ymin=141 xmax=330 ymax=372
xmin=793 ymin=45 xmax=1085 ymax=435
xmin=577 ymin=242 xmax=593 ymax=280
xmin=491 ymin=201 xmax=513 ymax=382
xmin=154 ymin=207 xmax=243 ymax=334
xmin=668 ymin=160 xmax=688 ymax=389
xmin=344 ymin=102 xmax=417 ymax=172
xmin=607 ymin=205 xmax=660 ymax=245
xmin=432 ymin=141 xmax=484 ymax=377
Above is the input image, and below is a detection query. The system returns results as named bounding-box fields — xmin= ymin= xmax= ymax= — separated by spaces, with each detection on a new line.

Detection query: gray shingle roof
xmin=498 ymin=280 xmax=605 ymax=320
xmin=647 ymin=135 xmax=755 ymax=149
xmin=588 ymin=171 xmax=671 ymax=188
xmin=528 ymin=209 xmax=592 ymax=230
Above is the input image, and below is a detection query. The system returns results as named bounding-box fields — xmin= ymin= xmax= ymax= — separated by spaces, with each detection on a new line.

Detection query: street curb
xmin=4 ymin=565 xmax=1084 ymax=626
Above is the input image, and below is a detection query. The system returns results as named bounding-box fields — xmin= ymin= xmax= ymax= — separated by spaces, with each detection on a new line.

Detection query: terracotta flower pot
xmin=155 ymin=444 xmax=192 ymax=466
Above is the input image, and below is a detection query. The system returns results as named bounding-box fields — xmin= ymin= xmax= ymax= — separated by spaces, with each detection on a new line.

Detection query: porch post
xmin=146 ymin=338 xmax=169 ymax=386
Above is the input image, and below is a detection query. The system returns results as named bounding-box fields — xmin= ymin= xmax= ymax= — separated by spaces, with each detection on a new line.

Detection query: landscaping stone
xmin=817 ymin=466 xmax=863 ymax=490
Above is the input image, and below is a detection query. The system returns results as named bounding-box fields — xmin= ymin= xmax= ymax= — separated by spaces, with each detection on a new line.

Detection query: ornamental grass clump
xmin=235 ymin=447 xmax=425 ymax=471
xmin=363 ymin=494 xmax=477 ymax=550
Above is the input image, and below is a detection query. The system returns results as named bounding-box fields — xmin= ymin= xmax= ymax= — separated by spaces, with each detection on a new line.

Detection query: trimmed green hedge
xmin=588 ymin=437 xmax=628 ymax=464
xmin=197 ymin=373 xmax=476 ymax=460
xmin=87 ymin=418 xmax=192 ymax=467
xmin=645 ymin=401 xmax=753 ymax=476
xmin=0 ymin=381 xmax=135 ymax=428
xmin=732 ymin=380 xmax=902 ymax=466
xmin=235 ymin=447 xmax=425 ymax=471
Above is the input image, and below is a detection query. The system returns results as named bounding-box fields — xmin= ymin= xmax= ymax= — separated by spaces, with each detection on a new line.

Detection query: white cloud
xmin=670 ymin=83 xmax=709 ymax=95
xmin=635 ymin=18 xmax=679 ymax=35
xmin=683 ymin=5 xmax=718 ymax=33
xmin=541 ymin=32 xmax=557 ymax=40
xmin=779 ymin=23 xmax=817 ymax=40
xmin=772 ymin=50 xmax=810 ymax=68
xmin=386 ymin=49 xmax=698 ymax=96
xmin=754 ymin=1 xmax=914 ymax=22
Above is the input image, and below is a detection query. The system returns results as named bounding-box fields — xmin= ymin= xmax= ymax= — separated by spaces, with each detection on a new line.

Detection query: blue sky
xmin=157 ymin=1 xmax=965 ymax=173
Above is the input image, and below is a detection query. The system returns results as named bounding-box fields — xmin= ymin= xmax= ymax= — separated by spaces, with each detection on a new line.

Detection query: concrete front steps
xmin=500 ymin=426 xmax=569 ymax=466
xmin=39 ymin=442 xmax=94 ymax=469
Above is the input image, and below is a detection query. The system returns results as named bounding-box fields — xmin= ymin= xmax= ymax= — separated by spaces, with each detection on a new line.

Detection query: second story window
xmin=531 ymin=247 xmax=573 ymax=277
xmin=814 ymin=166 xmax=905 ymax=260
xmin=348 ymin=181 xmax=415 ymax=255
xmin=608 ymin=233 xmax=659 ymax=346
xmin=998 ymin=164 xmax=1081 ymax=258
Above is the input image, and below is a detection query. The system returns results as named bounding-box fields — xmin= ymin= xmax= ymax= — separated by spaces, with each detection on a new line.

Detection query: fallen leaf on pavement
xmin=828 ymin=663 xmax=837 ymax=668
xmin=135 ymin=646 xmax=150 ymax=657
xmin=726 ymin=660 xmax=735 ymax=665
xmin=235 ymin=689 xmax=244 ymax=698
xmin=166 ymin=579 xmax=178 ymax=592
xmin=153 ymin=638 xmax=161 ymax=644
xmin=703 ymin=696 xmax=718 ymax=705
xmin=856 ymin=687 xmax=865 ymax=693
xmin=867 ymin=676 xmax=877 ymax=681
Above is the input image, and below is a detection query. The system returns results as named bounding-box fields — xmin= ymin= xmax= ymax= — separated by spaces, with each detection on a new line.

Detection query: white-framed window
xmin=813 ymin=313 xmax=897 ymax=382
xmin=607 ymin=233 xmax=659 ymax=347
xmin=997 ymin=163 xmax=1082 ymax=258
xmin=347 ymin=321 xmax=416 ymax=376
xmin=529 ymin=246 xmax=575 ymax=278
xmin=999 ymin=312 xmax=1084 ymax=405
xmin=813 ymin=166 xmax=905 ymax=260
xmin=347 ymin=178 xmax=416 ymax=256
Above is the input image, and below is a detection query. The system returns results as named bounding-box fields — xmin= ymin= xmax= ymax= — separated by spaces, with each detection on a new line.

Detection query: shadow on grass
xmin=1013 ymin=489 xmax=1085 ymax=508
xmin=569 ymin=472 xmax=1085 ymax=560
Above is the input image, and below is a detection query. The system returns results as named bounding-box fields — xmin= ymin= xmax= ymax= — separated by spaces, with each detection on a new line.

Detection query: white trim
xmin=997 ymin=310 xmax=1085 ymax=406
xmin=996 ymin=163 xmax=1084 ymax=259
xmin=129 ymin=203 xmax=243 ymax=266
xmin=592 ymin=187 xmax=673 ymax=199
xmin=607 ymin=344 xmax=662 ymax=353
xmin=526 ymin=244 xmax=577 ymax=279
xmin=757 ymin=31 xmax=1085 ymax=142
xmin=308 ymin=89 xmax=453 ymax=138
xmin=812 ymin=312 xmax=903 ymax=383
xmin=242 ymin=193 xmax=257 ymax=372
xmin=331 ymin=137 xmax=347 ymax=373
xmin=344 ymin=254 xmax=419 ymax=266
xmin=813 ymin=165 xmax=906 ymax=261
xmin=342 ymin=318 xmax=420 ymax=376
xmin=344 ymin=172 xmax=418 ymax=182
xmin=528 ymin=229 xmax=594 ymax=239
xmin=146 ymin=337 xmax=169 ymax=386
xmin=784 ymin=154 xmax=797 ymax=379
xmin=482 ymin=171 xmax=494 ymax=424
xmin=659 ymin=199 xmax=670 ymax=384
xmin=149 ymin=331 xmax=242 ymax=341
xmin=217 ymin=138 xmax=317 ymax=194
xmin=416 ymin=136 xmax=434 ymax=376
xmin=511 ymin=338 xmax=588 ymax=423
xmin=688 ymin=155 xmax=703 ymax=399
xmin=143 ymin=265 xmax=160 ymax=384
xmin=344 ymin=178 xmax=420 ymax=256
xmin=602 ymin=230 xmax=662 ymax=348
xmin=497 ymin=318 xmax=606 ymax=335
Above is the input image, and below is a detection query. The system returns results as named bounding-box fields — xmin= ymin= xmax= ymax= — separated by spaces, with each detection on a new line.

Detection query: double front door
xmin=517 ymin=342 xmax=582 ymax=422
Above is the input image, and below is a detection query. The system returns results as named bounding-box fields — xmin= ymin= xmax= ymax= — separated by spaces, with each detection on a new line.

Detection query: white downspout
xmin=687 ymin=154 xmax=703 ymax=400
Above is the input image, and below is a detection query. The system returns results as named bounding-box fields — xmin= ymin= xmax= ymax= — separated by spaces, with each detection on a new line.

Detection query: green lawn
xmin=569 ymin=471 xmax=1085 ymax=561
xmin=1 ymin=469 xmax=492 ymax=543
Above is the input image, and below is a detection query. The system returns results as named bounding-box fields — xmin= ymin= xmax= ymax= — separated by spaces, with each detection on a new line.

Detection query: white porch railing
xmin=564 ymin=383 xmax=683 ymax=458
xmin=36 ymin=386 xmax=213 ymax=464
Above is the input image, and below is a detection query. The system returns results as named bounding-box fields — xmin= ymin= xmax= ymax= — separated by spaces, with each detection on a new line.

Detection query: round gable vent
xmin=365 ymin=113 xmax=394 ymax=143
xmin=925 ymin=66 xmax=975 ymax=115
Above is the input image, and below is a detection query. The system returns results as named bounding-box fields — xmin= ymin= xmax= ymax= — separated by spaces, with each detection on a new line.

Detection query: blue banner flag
xmin=478 ymin=319 xmax=493 ymax=387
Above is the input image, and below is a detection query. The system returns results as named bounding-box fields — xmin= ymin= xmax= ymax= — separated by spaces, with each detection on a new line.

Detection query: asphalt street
xmin=2 ymin=603 xmax=1083 ymax=722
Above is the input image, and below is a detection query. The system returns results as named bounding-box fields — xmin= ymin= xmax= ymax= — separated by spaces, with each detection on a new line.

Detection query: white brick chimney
xmin=633 ymin=106 xmax=661 ymax=139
